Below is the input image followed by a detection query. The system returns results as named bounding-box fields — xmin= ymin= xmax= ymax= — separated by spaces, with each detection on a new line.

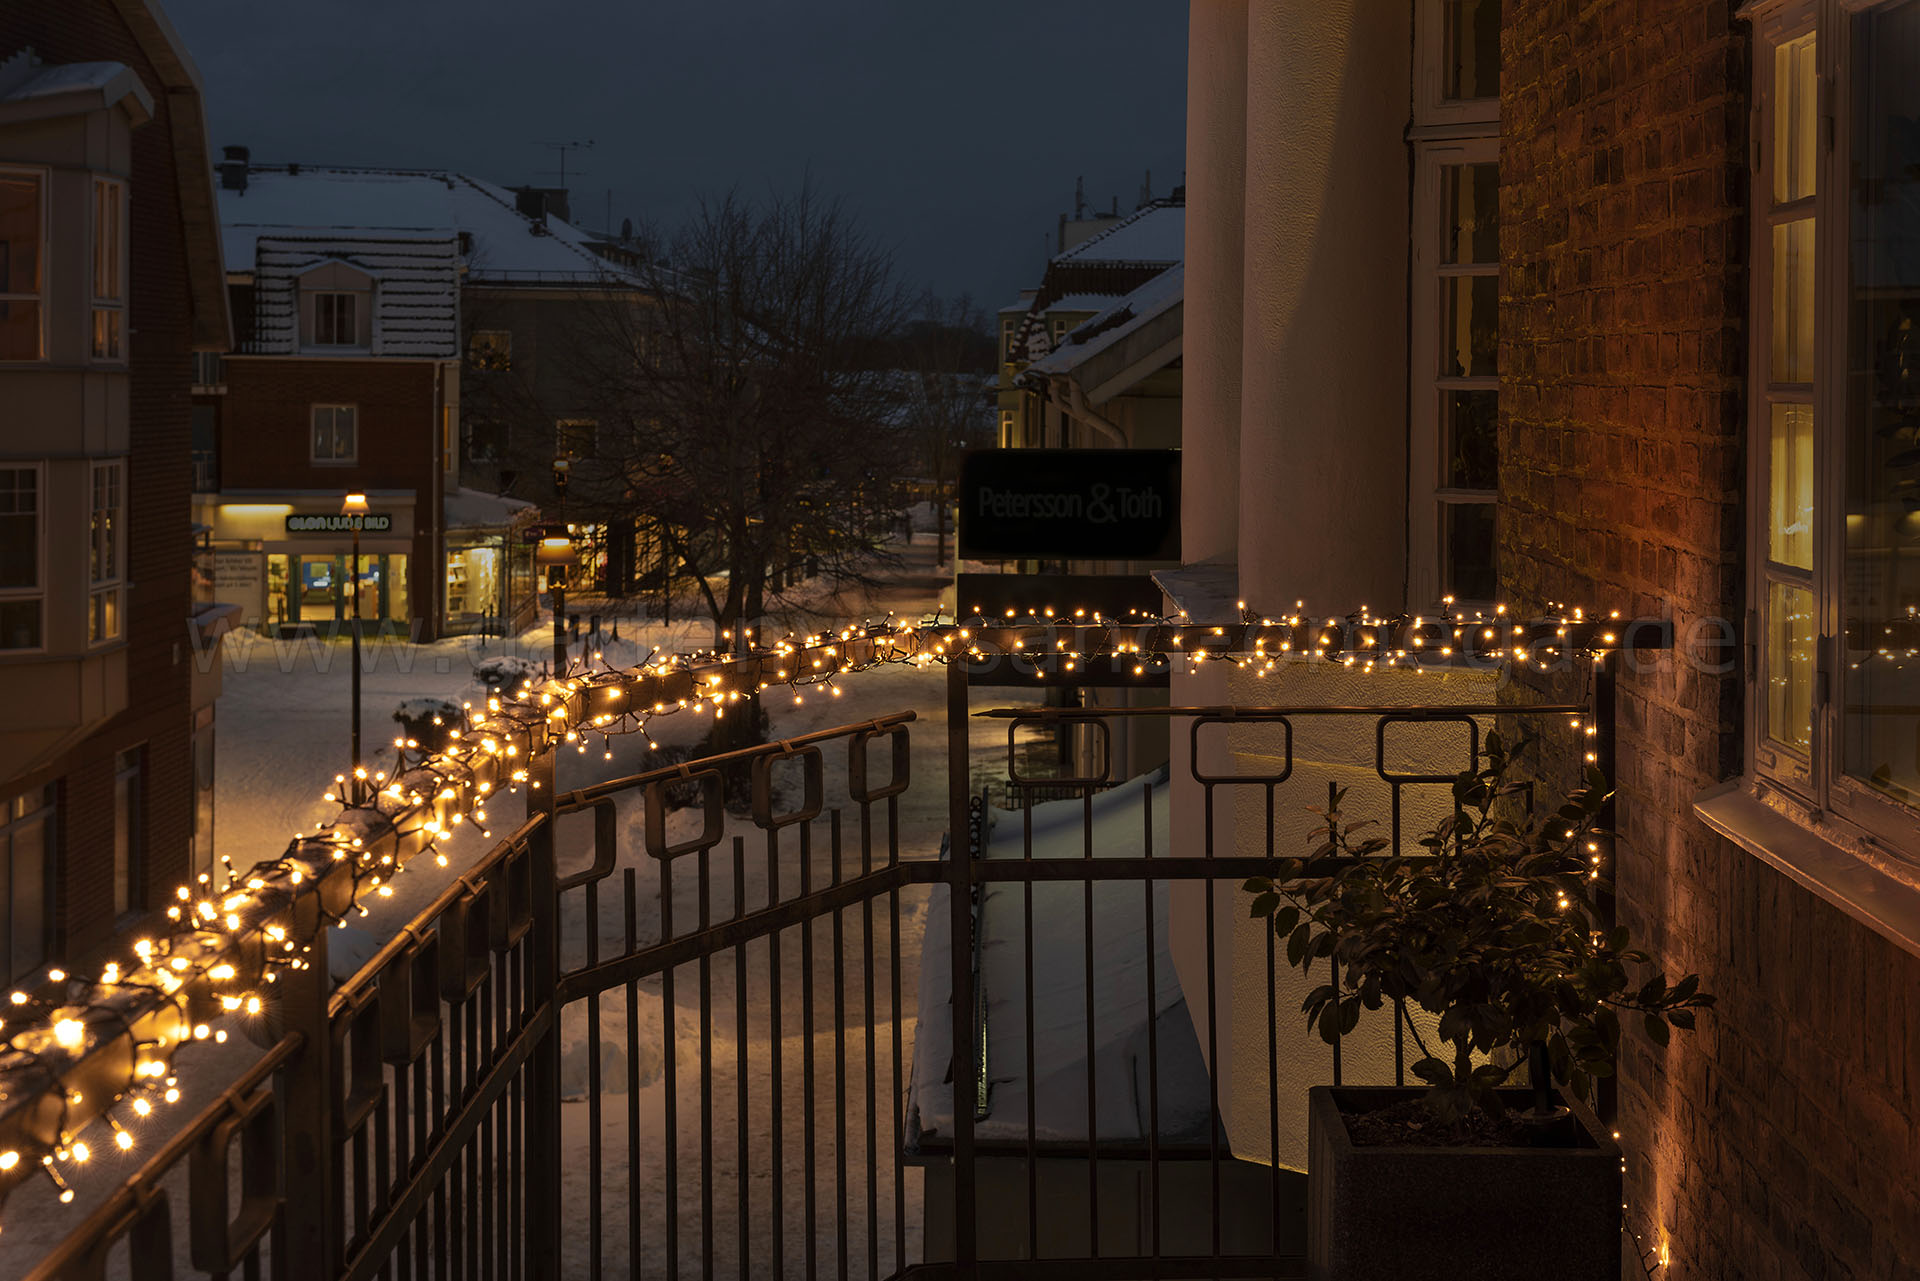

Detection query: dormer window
xmin=313 ymin=292 xmax=356 ymax=345
xmin=298 ymin=261 xmax=374 ymax=350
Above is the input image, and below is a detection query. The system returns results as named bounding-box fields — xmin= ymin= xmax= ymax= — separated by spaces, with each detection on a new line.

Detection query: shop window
xmin=113 ymin=746 xmax=143 ymax=918
xmin=312 ymin=405 xmax=357 ymax=464
xmin=2 ymin=784 xmax=55 ymax=986
xmin=0 ymin=465 xmax=42 ymax=650
xmin=89 ymin=460 xmax=124 ymax=645
xmin=91 ymin=178 xmax=126 ymax=362
xmin=0 ymin=169 xmax=42 ymax=362
xmin=1748 ymin=0 xmax=1920 ymax=852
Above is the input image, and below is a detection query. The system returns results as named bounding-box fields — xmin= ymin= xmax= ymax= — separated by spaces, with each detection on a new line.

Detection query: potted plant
xmin=1244 ymin=731 xmax=1712 ymax=1280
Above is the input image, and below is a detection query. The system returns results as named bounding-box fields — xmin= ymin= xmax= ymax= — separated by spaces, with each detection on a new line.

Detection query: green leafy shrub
xmin=1244 ymin=730 xmax=1713 ymax=1122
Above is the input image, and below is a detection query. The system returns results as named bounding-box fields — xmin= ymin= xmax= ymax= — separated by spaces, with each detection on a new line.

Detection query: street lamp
xmin=342 ymin=492 xmax=369 ymax=801
xmin=535 ymin=530 xmax=577 ymax=676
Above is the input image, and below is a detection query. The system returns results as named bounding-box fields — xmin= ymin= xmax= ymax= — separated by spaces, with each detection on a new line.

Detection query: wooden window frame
xmin=90 ymin=177 xmax=126 ymax=363
xmin=310 ymin=404 xmax=358 ymax=465
xmin=88 ymin=459 xmax=125 ymax=646
xmin=0 ymin=462 xmax=46 ymax=653
xmin=0 ymin=165 xmax=47 ymax=363
xmin=1745 ymin=0 xmax=1920 ymax=868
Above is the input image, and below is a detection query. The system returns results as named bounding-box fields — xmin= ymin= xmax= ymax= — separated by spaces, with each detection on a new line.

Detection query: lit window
xmin=312 ymin=292 xmax=358 ymax=346
xmin=89 ymin=461 xmax=124 ymax=645
xmin=1749 ymin=0 xmax=1920 ymax=843
xmin=557 ymin=418 xmax=598 ymax=459
xmin=91 ymin=178 xmax=126 ymax=361
xmin=0 ymin=466 xmax=41 ymax=650
xmin=0 ymin=169 xmax=42 ymax=361
xmin=2 ymin=784 xmax=55 ymax=986
xmin=469 ymin=329 xmax=512 ymax=370
xmin=1408 ymin=2 xmax=1499 ymax=607
xmin=312 ymin=405 xmax=357 ymax=463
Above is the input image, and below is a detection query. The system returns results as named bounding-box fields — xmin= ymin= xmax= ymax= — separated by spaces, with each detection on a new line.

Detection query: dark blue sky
xmin=164 ymin=0 xmax=1189 ymax=313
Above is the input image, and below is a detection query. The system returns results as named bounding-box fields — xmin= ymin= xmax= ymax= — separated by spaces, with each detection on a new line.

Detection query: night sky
xmin=163 ymin=0 xmax=1189 ymax=313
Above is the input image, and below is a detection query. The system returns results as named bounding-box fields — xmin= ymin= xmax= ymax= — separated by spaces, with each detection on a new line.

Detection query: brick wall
xmin=1501 ymin=2 xmax=1920 ymax=1276
xmin=0 ymin=1 xmax=200 ymax=956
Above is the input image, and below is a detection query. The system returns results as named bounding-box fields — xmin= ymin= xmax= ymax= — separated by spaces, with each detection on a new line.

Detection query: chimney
xmin=514 ymin=187 xmax=547 ymax=221
xmin=220 ymin=144 xmax=249 ymax=193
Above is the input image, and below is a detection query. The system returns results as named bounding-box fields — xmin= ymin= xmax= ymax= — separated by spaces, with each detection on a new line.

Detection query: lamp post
xmin=535 ymin=532 xmax=577 ymax=676
xmin=342 ymin=492 xmax=369 ymax=801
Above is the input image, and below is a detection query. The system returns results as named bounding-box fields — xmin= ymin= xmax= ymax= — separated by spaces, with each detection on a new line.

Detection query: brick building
xmin=0 ymin=0 xmax=230 ymax=983
xmin=1166 ymin=1 xmax=1920 ymax=1276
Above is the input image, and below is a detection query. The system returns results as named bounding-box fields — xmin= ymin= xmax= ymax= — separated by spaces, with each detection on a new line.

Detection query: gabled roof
xmin=105 ymin=0 xmax=232 ymax=352
xmin=1052 ymin=199 xmax=1183 ymax=266
xmin=1025 ymin=264 xmax=1183 ymax=395
xmin=219 ymin=166 xmax=640 ymax=285
xmin=0 ymin=52 xmax=153 ymax=125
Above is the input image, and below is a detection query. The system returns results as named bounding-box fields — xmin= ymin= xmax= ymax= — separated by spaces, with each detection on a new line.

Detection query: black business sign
xmin=286 ymin=513 xmax=392 ymax=534
xmin=957 ymin=449 xmax=1180 ymax=561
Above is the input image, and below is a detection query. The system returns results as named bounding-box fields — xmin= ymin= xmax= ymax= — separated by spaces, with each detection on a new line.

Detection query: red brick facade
xmin=1502 ymin=2 xmax=1920 ymax=1276
xmin=212 ymin=355 xmax=445 ymax=637
xmin=0 ymin=1 xmax=204 ymax=959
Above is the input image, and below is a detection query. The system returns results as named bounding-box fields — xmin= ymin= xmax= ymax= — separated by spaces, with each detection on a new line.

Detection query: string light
xmin=0 ymin=599 xmax=1641 ymax=1218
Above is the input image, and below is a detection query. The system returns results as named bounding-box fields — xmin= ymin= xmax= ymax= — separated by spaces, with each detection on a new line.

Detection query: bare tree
xmin=893 ymin=294 xmax=995 ymax=566
xmin=564 ymin=185 xmax=915 ymax=755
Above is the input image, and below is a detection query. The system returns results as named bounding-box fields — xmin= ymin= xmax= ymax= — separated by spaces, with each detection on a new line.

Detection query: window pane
xmin=1772 ymin=218 xmax=1815 ymax=383
xmin=1768 ymin=580 xmax=1815 ymax=753
xmin=9 ymin=815 xmax=47 ymax=981
xmin=0 ymin=300 xmax=40 ymax=360
xmin=1443 ymin=275 xmax=1498 ymax=377
xmin=1444 ymin=390 xmax=1498 ymax=490
xmin=1442 ymin=0 xmax=1500 ymax=100
xmin=0 ymin=468 xmax=35 ymax=588
xmin=0 ymin=600 xmax=38 ymax=649
xmin=1442 ymin=164 xmax=1499 ymax=265
xmin=1443 ymin=502 xmax=1497 ymax=602
xmin=1842 ymin=0 xmax=1920 ymax=804
xmin=0 ymin=174 xmax=40 ymax=293
xmin=1774 ymin=34 xmax=1817 ymax=205
xmin=1769 ymin=404 xmax=1814 ymax=569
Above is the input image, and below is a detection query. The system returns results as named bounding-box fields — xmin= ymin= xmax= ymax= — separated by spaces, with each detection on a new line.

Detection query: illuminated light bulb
xmin=0 ymin=1151 xmax=17 ymax=1170
xmin=71 ymin=1142 xmax=90 ymax=1163
xmin=115 ymin=1130 xmax=133 ymax=1151
xmin=193 ymin=1024 xmax=210 ymax=1040
xmin=54 ymin=1019 xmax=84 ymax=1048
xmin=164 ymin=1088 xmax=180 ymax=1104
xmin=132 ymin=1098 xmax=151 ymax=1117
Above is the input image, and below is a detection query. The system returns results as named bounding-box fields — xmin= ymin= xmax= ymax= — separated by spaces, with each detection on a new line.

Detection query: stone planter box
xmin=1306 ymin=1085 xmax=1620 ymax=1281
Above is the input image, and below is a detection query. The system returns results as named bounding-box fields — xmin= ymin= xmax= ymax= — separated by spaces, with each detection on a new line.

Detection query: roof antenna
xmin=1074 ymin=175 xmax=1085 ymax=220
xmin=534 ymin=139 xmax=594 ymax=188
xmin=1139 ymin=168 xmax=1152 ymax=209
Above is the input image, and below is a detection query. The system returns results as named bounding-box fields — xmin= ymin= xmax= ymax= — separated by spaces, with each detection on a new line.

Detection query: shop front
xmin=195 ymin=492 xmax=420 ymax=637
xmin=443 ymin=487 xmax=540 ymax=636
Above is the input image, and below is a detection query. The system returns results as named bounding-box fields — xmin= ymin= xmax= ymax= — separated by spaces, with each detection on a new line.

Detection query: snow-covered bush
xmin=473 ymin=653 xmax=538 ymax=698
xmin=393 ymin=697 xmax=464 ymax=753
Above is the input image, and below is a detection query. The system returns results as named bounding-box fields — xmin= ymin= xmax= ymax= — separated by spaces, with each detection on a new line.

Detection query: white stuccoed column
xmin=1237 ymin=0 xmax=1410 ymax=614
xmin=1181 ymin=0 xmax=1248 ymax=568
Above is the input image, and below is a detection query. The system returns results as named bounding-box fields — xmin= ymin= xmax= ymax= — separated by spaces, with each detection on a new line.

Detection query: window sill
xmin=1693 ymin=779 xmax=1920 ymax=961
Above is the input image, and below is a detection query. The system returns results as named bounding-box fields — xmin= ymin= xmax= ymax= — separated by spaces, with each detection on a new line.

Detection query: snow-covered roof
xmin=1041 ymin=294 xmax=1122 ymax=315
xmin=445 ymin=486 xmax=539 ymax=531
xmin=243 ymin=233 xmax=460 ymax=357
xmin=220 ymin=167 xmax=636 ymax=284
xmin=908 ymin=772 xmax=1215 ymax=1148
xmin=1026 ymin=265 xmax=1183 ymax=382
xmin=1053 ymin=200 xmax=1184 ymax=266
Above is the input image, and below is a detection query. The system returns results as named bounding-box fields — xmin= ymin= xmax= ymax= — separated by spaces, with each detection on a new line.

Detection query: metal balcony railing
xmin=2 ymin=617 xmax=1655 ymax=1279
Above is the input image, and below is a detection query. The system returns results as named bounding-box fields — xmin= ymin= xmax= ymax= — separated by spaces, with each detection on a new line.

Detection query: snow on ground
xmin=0 ymin=535 xmax=1028 ymax=1279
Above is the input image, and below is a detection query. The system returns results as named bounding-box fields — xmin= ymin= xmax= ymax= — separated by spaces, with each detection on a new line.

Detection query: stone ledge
xmin=1693 ymin=780 xmax=1920 ymax=961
